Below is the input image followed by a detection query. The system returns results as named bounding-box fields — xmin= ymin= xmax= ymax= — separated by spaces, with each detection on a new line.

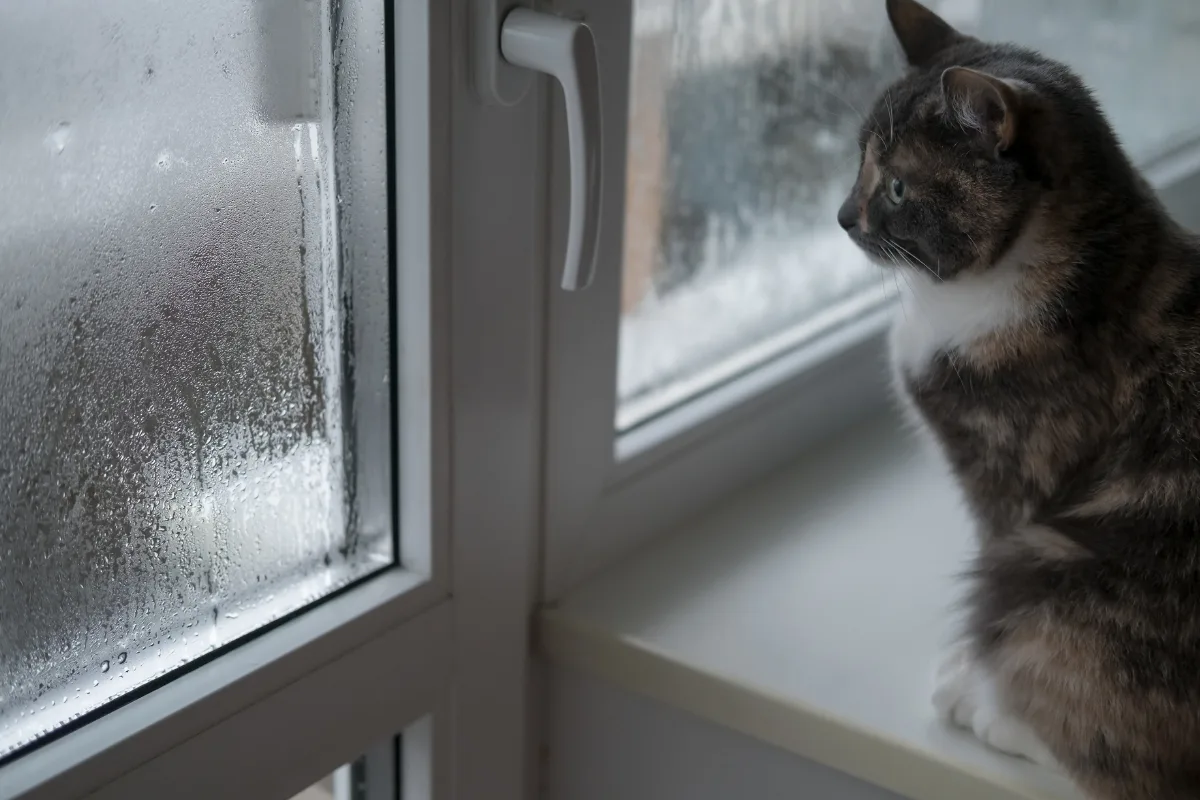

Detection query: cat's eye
xmin=887 ymin=177 xmax=906 ymax=205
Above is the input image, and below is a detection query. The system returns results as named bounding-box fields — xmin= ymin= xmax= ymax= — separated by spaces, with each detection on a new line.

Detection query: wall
xmin=545 ymin=668 xmax=906 ymax=800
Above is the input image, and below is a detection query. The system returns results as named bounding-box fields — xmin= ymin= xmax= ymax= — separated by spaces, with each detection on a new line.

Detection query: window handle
xmin=497 ymin=9 xmax=604 ymax=291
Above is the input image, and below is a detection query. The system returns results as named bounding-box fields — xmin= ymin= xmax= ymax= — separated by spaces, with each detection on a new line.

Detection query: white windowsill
xmin=539 ymin=412 xmax=1083 ymax=800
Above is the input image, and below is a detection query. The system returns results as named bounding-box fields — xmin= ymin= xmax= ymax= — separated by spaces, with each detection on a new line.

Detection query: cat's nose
xmin=837 ymin=195 xmax=859 ymax=231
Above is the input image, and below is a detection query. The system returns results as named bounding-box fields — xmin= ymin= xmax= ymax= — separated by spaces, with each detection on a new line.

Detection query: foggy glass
xmin=0 ymin=0 xmax=392 ymax=757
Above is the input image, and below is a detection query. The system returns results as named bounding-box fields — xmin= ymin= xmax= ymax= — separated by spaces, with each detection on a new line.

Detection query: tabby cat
xmin=839 ymin=1 xmax=1200 ymax=797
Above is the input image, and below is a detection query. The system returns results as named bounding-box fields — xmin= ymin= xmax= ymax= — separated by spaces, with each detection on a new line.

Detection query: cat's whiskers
xmin=821 ymin=63 xmax=871 ymax=122
xmin=883 ymin=237 xmax=916 ymax=275
xmin=964 ymin=232 xmax=983 ymax=266
xmin=892 ymin=271 xmax=908 ymax=319
xmin=884 ymin=93 xmax=896 ymax=145
xmin=948 ymin=352 xmax=970 ymax=393
xmin=804 ymin=78 xmax=866 ymax=122
xmin=887 ymin=242 xmax=918 ymax=275
xmin=875 ymin=243 xmax=892 ymax=303
xmin=879 ymin=242 xmax=909 ymax=322
xmin=892 ymin=267 xmax=926 ymax=337
xmin=887 ymin=237 xmax=941 ymax=281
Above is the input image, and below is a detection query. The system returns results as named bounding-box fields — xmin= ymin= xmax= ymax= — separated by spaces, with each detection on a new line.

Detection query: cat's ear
xmin=941 ymin=66 xmax=1025 ymax=156
xmin=886 ymin=0 xmax=967 ymax=68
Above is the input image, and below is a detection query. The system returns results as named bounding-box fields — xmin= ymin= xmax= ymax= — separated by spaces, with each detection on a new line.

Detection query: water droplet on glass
xmin=117 ymin=651 xmax=127 ymax=664
xmin=45 ymin=121 xmax=70 ymax=155
xmin=100 ymin=660 xmax=110 ymax=673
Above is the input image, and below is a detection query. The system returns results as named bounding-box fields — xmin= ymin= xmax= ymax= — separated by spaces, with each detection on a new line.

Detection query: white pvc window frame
xmin=540 ymin=0 xmax=893 ymax=600
xmin=539 ymin=0 xmax=1200 ymax=601
xmin=0 ymin=1 xmax=544 ymax=798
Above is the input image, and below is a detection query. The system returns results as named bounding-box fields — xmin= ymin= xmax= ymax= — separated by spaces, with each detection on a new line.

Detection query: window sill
xmin=539 ymin=412 xmax=1083 ymax=800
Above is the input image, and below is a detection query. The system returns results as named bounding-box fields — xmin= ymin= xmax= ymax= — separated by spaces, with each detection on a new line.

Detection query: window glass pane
xmin=617 ymin=0 xmax=1200 ymax=430
xmin=288 ymin=734 xmax=411 ymax=800
xmin=292 ymin=772 xmax=342 ymax=800
xmin=290 ymin=744 xmax=398 ymax=800
xmin=0 ymin=0 xmax=392 ymax=757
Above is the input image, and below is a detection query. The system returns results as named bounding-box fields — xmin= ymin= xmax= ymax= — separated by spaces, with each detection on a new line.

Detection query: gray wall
xmin=546 ymin=668 xmax=907 ymax=800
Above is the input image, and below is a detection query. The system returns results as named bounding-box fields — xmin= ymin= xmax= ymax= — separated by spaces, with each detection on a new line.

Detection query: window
xmin=542 ymin=0 xmax=1200 ymax=599
xmin=0 ymin=1 xmax=539 ymax=798
xmin=617 ymin=0 xmax=899 ymax=431
xmin=0 ymin=0 xmax=391 ymax=757
xmin=288 ymin=732 xmax=427 ymax=800
xmin=8 ymin=0 xmax=1200 ymax=796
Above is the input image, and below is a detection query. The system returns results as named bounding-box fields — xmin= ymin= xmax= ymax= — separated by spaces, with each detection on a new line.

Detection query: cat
xmin=839 ymin=1 xmax=1200 ymax=797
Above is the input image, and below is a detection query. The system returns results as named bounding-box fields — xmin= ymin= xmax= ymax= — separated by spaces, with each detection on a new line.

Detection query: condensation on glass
xmin=617 ymin=0 xmax=1200 ymax=430
xmin=0 ymin=0 xmax=392 ymax=757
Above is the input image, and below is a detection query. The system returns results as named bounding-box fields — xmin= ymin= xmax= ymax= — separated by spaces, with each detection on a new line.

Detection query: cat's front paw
xmin=932 ymin=646 xmax=1057 ymax=768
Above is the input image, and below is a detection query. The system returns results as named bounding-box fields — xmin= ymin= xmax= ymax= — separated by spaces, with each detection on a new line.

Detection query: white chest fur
xmin=889 ymin=265 xmax=1029 ymax=380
